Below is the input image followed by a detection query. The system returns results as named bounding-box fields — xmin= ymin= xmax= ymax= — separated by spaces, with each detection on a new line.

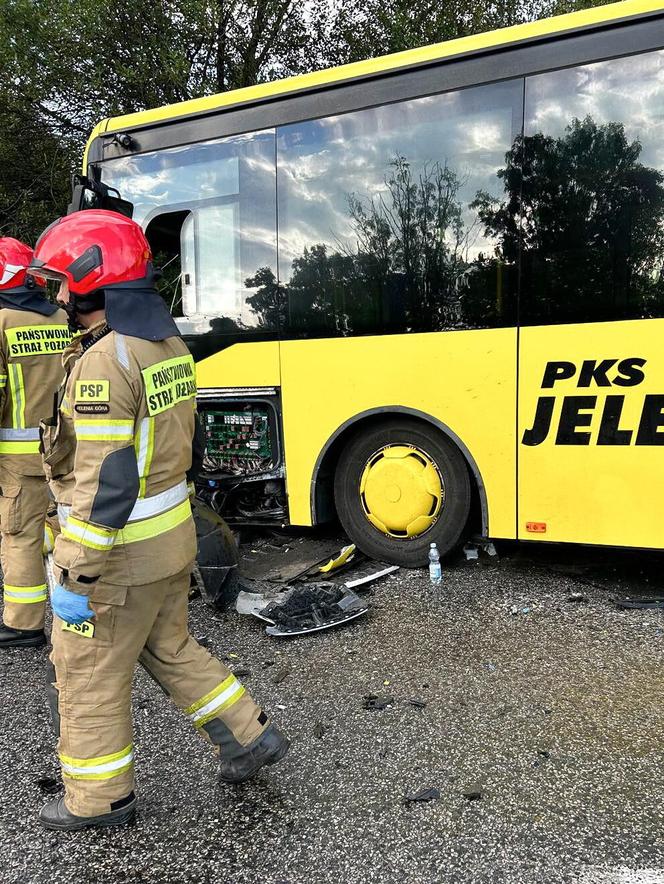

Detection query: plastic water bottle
xmin=428 ymin=542 xmax=442 ymax=585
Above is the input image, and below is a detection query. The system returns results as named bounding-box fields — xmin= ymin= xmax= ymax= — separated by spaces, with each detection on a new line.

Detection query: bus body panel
xmin=280 ymin=329 xmax=517 ymax=536
xmin=519 ymin=319 xmax=664 ymax=548
xmin=196 ymin=341 xmax=281 ymax=389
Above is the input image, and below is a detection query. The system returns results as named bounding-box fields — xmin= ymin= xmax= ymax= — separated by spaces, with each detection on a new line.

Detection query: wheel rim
xmin=359 ymin=444 xmax=444 ymax=539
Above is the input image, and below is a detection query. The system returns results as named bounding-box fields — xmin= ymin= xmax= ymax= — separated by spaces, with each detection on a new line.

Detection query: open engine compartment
xmin=195 ymin=391 xmax=287 ymax=525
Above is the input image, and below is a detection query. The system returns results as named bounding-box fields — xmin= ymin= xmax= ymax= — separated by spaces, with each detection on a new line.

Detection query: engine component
xmin=202 ymin=408 xmax=273 ymax=475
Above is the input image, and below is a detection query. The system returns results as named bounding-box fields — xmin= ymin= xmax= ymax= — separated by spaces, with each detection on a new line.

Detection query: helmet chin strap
xmin=66 ymin=289 xmax=106 ymax=332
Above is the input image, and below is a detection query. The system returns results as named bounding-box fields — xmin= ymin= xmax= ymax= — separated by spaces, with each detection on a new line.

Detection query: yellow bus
xmin=75 ymin=0 xmax=664 ymax=566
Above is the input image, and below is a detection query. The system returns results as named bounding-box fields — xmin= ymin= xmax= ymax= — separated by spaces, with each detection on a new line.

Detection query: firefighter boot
xmin=39 ymin=793 xmax=137 ymax=831
xmin=0 ymin=624 xmax=46 ymax=648
xmin=218 ymin=723 xmax=290 ymax=784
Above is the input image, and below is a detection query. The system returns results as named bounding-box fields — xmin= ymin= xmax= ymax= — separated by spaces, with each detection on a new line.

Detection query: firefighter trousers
xmin=49 ymin=563 xmax=269 ymax=817
xmin=0 ymin=468 xmax=50 ymax=631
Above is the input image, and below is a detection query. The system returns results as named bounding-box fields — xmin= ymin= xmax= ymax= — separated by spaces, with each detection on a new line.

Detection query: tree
xmin=317 ymin=0 xmax=608 ymax=66
xmin=0 ymin=0 xmax=328 ymax=239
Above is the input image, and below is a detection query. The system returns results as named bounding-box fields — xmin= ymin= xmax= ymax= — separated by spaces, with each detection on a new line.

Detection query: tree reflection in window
xmin=476 ymin=116 xmax=664 ymax=325
xmin=247 ymin=154 xmax=513 ymax=335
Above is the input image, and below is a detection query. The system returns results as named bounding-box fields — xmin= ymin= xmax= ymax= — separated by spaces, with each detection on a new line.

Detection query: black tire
xmin=334 ymin=418 xmax=471 ymax=567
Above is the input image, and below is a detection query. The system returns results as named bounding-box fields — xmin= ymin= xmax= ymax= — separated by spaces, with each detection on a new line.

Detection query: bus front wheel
xmin=334 ymin=418 xmax=471 ymax=567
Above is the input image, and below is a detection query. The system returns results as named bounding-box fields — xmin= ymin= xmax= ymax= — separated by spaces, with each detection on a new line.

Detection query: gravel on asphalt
xmin=1 ymin=543 xmax=663 ymax=884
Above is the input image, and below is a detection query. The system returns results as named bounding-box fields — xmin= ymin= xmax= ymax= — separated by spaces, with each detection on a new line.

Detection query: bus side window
xmin=519 ymin=49 xmax=664 ymax=326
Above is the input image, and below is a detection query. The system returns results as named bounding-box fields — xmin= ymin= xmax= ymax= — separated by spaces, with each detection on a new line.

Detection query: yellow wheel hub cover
xmin=360 ymin=445 xmax=444 ymax=538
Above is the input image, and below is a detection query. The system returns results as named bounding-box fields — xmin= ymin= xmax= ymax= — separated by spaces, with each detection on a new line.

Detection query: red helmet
xmin=0 ymin=238 xmax=44 ymax=291
xmin=30 ymin=210 xmax=152 ymax=296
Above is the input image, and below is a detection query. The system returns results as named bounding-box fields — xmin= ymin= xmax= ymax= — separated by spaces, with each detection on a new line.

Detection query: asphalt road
xmin=1 ymin=541 xmax=663 ymax=884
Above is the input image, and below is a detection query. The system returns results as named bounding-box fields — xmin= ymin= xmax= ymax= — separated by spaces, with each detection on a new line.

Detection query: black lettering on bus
xmin=522 ymin=397 xmax=555 ymax=446
xmin=613 ymin=357 xmax=647 ymax=387
xmin=555 ymin=396 xmax=596 ymax=445
xmin=635 ymin=395 xmax=664 ymax=445
xmin=542 ymin=361 xmax=576 ymax=388
xmin=597 ymin=396 xmax=632 ymax=446
xmin=577 ymin=359 xmax=617 ymax=387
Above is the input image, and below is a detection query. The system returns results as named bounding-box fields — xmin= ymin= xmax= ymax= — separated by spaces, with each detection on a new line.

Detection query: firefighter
xmin=31 ymin=210 xmax=289 ymax=831
xmin=0 ymin=238 xmax=69 ymax=649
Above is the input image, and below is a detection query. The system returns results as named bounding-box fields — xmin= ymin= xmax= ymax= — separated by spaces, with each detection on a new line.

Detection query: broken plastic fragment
xmin=319 ymin=544 xmax=356 ymax=574
xmin=404 ymin=787 xmax=440 ymax=803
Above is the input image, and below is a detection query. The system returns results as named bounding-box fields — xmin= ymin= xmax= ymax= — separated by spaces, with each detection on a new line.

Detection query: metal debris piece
xmin=613 ymin=596 xmax=664 ymax=610
xmin=344 ymin=563 xmax=400 ymax=589
xmin=568 ymin=592 xmax=589 ymax=603
xmin=270 ymin=540 xmax=349 ymax=583
xmin=406 ymin=699 xmax=427 ymax=709
xmin=313 ymin=721 xmax=327 ymax=739
xmin=404 ymin=787 xmax=440 ymax=803
xmin=462 ymin=783 xmax=483 ymax=801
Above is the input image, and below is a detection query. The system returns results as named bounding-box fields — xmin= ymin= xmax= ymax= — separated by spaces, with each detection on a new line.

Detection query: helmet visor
xmin=28 ymin=263 xmax=66 ymax=284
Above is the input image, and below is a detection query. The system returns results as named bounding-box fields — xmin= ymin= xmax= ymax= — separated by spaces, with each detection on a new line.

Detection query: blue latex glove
xmin=52 ymin=584 xmax=95 ymax=625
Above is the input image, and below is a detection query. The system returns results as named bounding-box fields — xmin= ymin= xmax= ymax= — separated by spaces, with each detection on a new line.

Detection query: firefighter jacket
xmin=0 ymin=301 xmax=69 ymax=476
xmin=43 ymin=322 xmax=198 ymax=594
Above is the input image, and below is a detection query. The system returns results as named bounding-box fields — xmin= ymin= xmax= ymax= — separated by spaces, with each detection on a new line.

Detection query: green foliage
xmin=0 ymin=0 xmax=615 ymax=244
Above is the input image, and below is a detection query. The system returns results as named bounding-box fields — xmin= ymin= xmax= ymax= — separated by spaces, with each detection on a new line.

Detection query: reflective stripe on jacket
xmin=0 ymin=307 xmax=69 ymax=475
xmin=50 ymin=324 xmax=198 ymax=590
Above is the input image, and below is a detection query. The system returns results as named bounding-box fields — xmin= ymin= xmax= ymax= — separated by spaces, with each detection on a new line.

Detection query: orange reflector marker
xmin=526 ymin=522 xmax=547 ymax=534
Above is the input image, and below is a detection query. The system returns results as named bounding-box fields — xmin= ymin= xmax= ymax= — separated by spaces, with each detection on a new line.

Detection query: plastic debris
xmin=568 ymin=592 xmax=589 ymax=603
xmin=36 ymin=777 xmax=60 ymax=795
xmin=319 ymin=544 xmax=356 ymax=574
xmin=406 ymin=699 xmax=427 ymax=709
xmin=363 ymin=695 xmax=394 ymax=711
xmin=404 ymin=787 xmax=440 ymax=803
xmin=344 ymin=563 xmax=399 ymax=589
xmin=313 ymin=721 xmax=327 ymax=739
xmin=237 ymin=583 xmax=369 ymax=637
xmin=463 ymin=544 xmax=480 ymax=561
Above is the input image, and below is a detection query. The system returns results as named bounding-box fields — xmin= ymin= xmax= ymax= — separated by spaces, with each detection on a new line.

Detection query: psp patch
xmin=61 ymin=619 xmax=95 ymax=638
xmin=75 ymin=380 xmax=110 ymax=402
